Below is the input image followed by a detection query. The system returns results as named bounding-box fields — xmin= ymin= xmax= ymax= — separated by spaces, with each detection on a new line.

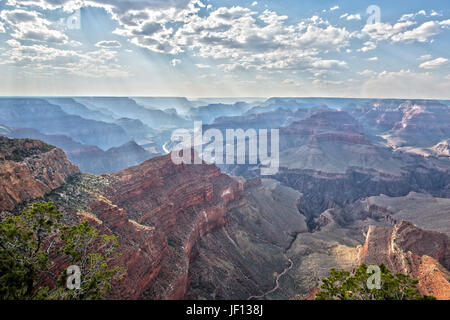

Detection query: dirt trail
xmin=246 ymin=231 xmax=301 ymax=300
xmin=247 ymin=258 xmax=293 ymax=300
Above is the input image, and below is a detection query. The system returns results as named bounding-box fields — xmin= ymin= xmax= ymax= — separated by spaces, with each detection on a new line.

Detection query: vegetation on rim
xmin=0 ymin=202 xmax=125 ymax=300
xmin=315 ymin=264 xmax=436 ymax=300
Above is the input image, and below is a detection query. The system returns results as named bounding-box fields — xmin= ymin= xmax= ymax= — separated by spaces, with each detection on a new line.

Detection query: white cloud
xmin=1 ymin=40 xmax=129 ymax=77
xmin=0 ymin=1 xmax=354 ymax=77
xmin=311 ymin=59 xmax=348 ymax=69
xmin=367 ymin=56 xmax=378 ymax=61
xmin=95 ymin=40 xmax=122 ymax=48
xmin=346 ymin=14 xmax=361 ymax=21
xmin=358 ymin=69 xmax=376 ymax=77
xmin=391 ymin=21 xmax=441 ymax=42
xmin=171 ymin=58 xmax=181 ymax=67
xmin=358 ymin=41 xmax=376 ymax=52
xmin=360 ymin=19 xmax=450 ymax=44
xmin=430 ymin=10 xmax=442 ymax=17
xmin=251 ymin=1 xmax=258 ymax=7
xmin=399 ymin=10 xmax=426 ymax=22
xmin=330 ymin=6 xmax=339 ymax=12
xmin=172 ymin=8 xmax=352 ymax=75
xmin=417 ymin=54 xmax=433 ymax=61
xmin=0 ymin=9 xmax=69 ymax=44
xmin=0 ymin=21 xmax=5 ymax=33
xmin=419 ymin=57 xmax=449 ymax=69
xmin=195 ymin=64 xmax=210 ymax=68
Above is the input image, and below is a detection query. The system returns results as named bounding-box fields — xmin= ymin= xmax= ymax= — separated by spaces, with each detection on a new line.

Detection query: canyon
xmin=0 ymin=97 xmax=449 ymax=300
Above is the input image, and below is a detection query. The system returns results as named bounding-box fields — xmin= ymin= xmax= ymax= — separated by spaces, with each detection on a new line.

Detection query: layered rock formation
xmin=1 ymin=132 xmax=449 ymax=300
xmin=347 ymin=99 xmax=450 ymax=149
xmin=0 ymin=137 xmax=79 ymax=211
xmin=432 ymin=139 xmax=450 ymax=157
xmin=103 ymin=152 xmax=244 ymax=299
xmin=359 ymin=221 xmax=450 ymax=300
xmin=360 ymin=192 xmax=450 ymax=236
xmin=16 ymin=147 xmax=305 ymax=300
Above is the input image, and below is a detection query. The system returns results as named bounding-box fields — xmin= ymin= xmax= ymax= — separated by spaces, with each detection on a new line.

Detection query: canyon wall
xmin=0 ymin=137 xmax=79 ymax=211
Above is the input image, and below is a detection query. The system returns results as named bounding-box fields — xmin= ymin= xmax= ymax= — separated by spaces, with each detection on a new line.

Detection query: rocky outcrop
xmin=348 ymin=99 xmax=450 ymax=148
xmin=359 ymin=221 xmax=450 ymax=300
xmin=0 ymin=137 xmax=79 ymax=211
xmin=87 ymin=152 xmax=245 ymax=299
xmin=432 ymin=139 xmax=450 ymax=157
xmin=87 ymin=199 xmax=166 ymax=300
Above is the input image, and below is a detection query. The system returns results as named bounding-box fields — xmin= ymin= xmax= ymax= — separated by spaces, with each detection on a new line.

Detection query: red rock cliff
xmin=88 ymin=152 xmax=244 ymax=299
xmin=359 ymin=221 xmax=450 ymax=300
xmin=0 ymin=137 xmax=79 ymax=211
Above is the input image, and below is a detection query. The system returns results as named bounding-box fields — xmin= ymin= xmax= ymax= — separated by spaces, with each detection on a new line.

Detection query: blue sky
xmin=0 ymin=0 xmax=449 ymax=98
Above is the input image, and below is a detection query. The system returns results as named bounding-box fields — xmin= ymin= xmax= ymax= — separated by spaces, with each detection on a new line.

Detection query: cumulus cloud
xmin=95 ymin=40 xmax=122 ymax=48
xmin=346 ymin=14 xmax=361 ymax=21
xmin=361 ymin=19 xmax=450 ymax=44
xmin=311 ymin=59 xmax=348 ymax=69
xmin=1 ymin=36 xmax=129 ymax=77
xmin=170 ymin=7 xmax=352 ymax=75
xmin=419 ymin=57 xmax=449 ymax=69
xmin=430 ymin=10 xmax=442 ymax=17
xmin=3 ymin=0 xmax=449 ymax=98
xmin=399 ymin=10 xmax=426 ymax=22
xmin=358 ymin=41 xmax=376 ymax=52
xmin=0 ymin=9 xmax=69 ymax=43
xmin=330 ymin=6 xmax=339 ymax=12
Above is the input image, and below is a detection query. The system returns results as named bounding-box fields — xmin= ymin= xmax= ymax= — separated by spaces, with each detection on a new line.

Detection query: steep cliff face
xmin=42 ymin=154 xmax=307 ymax=300
xmin=99 ymin=153 xmax=245 ymax=299
xmin=186 ymin=178 xmax=308 ymax=299
xmin=0 ymin=137 xmax=79 ymax=211
xmin=359 ymin=221 xmax=450 ymax=300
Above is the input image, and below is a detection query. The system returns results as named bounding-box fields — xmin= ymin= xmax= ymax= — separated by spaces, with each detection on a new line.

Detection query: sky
xmin=0 ymin=0 xmax=449 ymax=98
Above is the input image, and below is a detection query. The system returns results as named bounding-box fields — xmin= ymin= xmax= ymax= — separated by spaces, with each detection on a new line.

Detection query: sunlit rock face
xmin=0 ymin=137 xmax=79 ymax=211
xmin=359 ymin=221 xmax=450 ymax=300
xmin=347 ymin=99 xmax=450 ymax=148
